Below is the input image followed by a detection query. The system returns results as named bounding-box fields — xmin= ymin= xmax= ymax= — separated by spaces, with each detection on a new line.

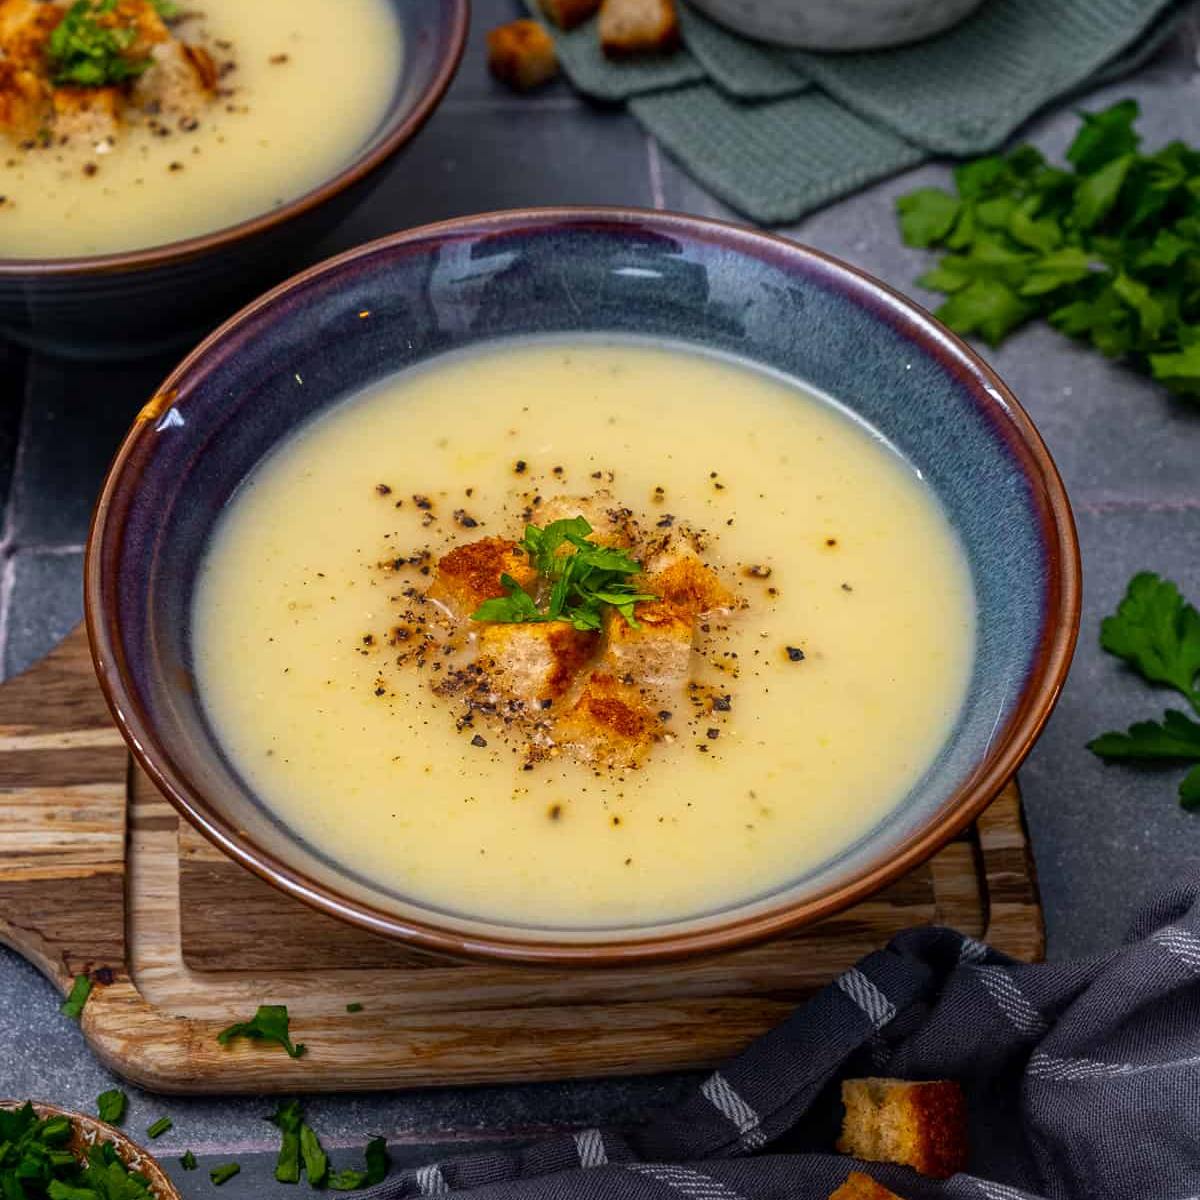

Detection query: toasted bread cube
xmin=429 ymin=537 xmax=537 ymax=620
xmin=555 ymin=671 xmax=659 ymax=767
xmin=100 ymin=0 xmax=170 ymax=57
xmin=51 ymin=86 xmax=123 ymax=146
xmin=478 ymin=621 xmax=597 ymax=705
xmin=536 ymin=491 xmax=636 ymax=547
xmin=0 ymin=60 xmax=49 ymax=139
xmin=836 ymin=1079 xmax=967 ymax=1181
xmin=0 ymin=0 xmax=63 ymax=64
xmin=538 ymin=0 xmax=600 ymax=30
xmin=829 ymin=1172 xmax=906 ymax=1200
xmin=599 ymin=0 xmax=679 ymax=57
xmin=643 ymin=544 xmax=735 ymax=618
xmin=487 ymin=19 xmax=558 ymax=91
xmin=602 ymin=600 xmax=692 ymax=698
xmin=132 ymin=39 xmax=217 ymax=121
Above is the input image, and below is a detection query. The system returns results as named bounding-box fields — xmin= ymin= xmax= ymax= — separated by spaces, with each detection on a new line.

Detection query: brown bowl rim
xmin=0 ymin=1 xmax=469 ymax=278
xmin=85 ymin=206 xmax=1082 ymax=967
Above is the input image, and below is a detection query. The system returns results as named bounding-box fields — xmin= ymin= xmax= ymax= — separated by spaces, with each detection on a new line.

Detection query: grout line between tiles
xmin=645 ymin=132 xmax=665 ymax=209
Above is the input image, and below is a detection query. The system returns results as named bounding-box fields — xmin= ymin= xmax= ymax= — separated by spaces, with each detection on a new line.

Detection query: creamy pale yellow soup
xmin=0 ymin=0 xmax=400 ymax=258
xmin=193 ymin=341 xmax=976 ymax=928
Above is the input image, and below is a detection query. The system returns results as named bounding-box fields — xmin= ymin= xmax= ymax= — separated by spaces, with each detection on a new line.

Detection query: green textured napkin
xmin=528 ymin=0 xmax=1185 ymax=223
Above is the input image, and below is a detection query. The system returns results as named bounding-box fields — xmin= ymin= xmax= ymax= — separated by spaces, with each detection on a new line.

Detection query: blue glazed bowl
xmin=87 ymin=209 xmax=1080 ymax=965
xmin=0 ymin=1 xmax=468 ymax=361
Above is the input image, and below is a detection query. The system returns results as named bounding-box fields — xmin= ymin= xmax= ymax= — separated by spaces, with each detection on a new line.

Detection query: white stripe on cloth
xmin=1153 ymin=925 xmax=1200 ymax=970
xmin=1027 ymin=1050 xmax=1200 ymax=1081
xmin=952 ymin=1179 xmax=1040 ymax=1200
xmin=958 ymin=936 xmax=990 ymax=964
xmin=626 ymin=1164 xmax=747 ymax=1199
xmin=573 ymin=1128 xmax=608 ymax=1168
xmin=973 ymin=966 xmax=1048 ymax=1037
xmin=835 ymin=967 xmax=896 ymax=1029
xmin=414 ymin=1164 xmax=449 ymax=1195
xmin=700 ymin=1072 xmax=767 ymax=1150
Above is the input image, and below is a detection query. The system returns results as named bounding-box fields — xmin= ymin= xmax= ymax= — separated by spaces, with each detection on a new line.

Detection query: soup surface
xmin=192 ymin=340 xmax=975 ymax=928
xmin=0 ymin=0 xmax=400 ymax=258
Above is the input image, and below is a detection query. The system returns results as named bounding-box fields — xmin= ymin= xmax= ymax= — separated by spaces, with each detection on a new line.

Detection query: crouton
xmin=478 ymin=621 xmax=597 ymax=705
xmin=836 ymin=1079 xmax=968 ymax=1180
xmin=131 ymin=39 xmax=216 ymax=121
xmin=642 ymin=544 xmax=736 ymax=618
xmin=602 ymin=599 xmax=693 ymax=699
xmin=598 ymin=0 xmax=679 ymax=57
xmin=98 ymin=0 xmax=170 ymax=58
xmin=829 ymin=1173 xmax=906 ymax=1200
xmin=51 ymin=85 xmax=123 ymax=146
xmin=0 ymin=0 xmax=63 ymax=64
xmin=487 ymin=19 xmax=558 ymax=91
xmin=428 ymin=537 xmax=537 ymax=620
xmin=0 ymin=60 xmax=49 ymax=139
xmin=554 ymin=671 xmax=660 ymax=768
xmin=537 ymin=492 xmax=637 ymax=547
xmin=538 ymin=0 xmax=600 ymax=30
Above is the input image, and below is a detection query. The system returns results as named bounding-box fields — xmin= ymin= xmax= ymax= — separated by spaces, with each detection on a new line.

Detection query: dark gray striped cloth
xmin=366 ymin=882 xmax=1200 ymax=1199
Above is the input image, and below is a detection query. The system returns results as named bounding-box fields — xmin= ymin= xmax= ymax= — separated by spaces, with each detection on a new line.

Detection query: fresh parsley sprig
xmin=897 ymin=100 xmax=1200 ymax=398
xmin=1088 ymin=572 xmax=1200 ymax=807
xmin=0 ymin=1104 xmax=158 ymax=1200
xmin=217 ymin=1004 xmax=305 ymax=1058
xmin=47 ymin=0 xmax=155 ymax=87
xmin=471 ymin=517 xmax=656 ymax=632
xmin=268 ymin=1101 xmax=389 ymax=1192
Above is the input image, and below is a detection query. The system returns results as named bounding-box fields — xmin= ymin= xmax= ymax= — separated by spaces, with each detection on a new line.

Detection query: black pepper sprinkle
xmin=657 ymin=710 xmax=672 ymax=721
xmin=548 ymin=804 xmax=562 ymax=821
xmin=785 ymin=646 xmax=806 ymax=662
xmin=514 ymin=460 xmax=527 ymax=474
xmin=842 ymin=582 xmax=854 ymax=592
xmin=453 ymin=509 xmax=479 ymax=528
xmin=706 ymin=727 xmax=720 ymax=739
xmin=470 ymin=734 xmax=487 ymax=748
xmin=375 ymin=483 xmax=392 ymax=495
xmin=168 ymin=161 xmax=183 ymax=172
xmin=413 ymin=495 xmax=432 ymax=510
xmin=743 ymin=564 xmax=772 ymax=579
xmin=374 ymin=686 xmax=386 ymax=696
xmin=825 ymin=537 xmax=839 ymax=547
xmin=552 ymin=466 xmax=564 ymax=475
xmin=611 ymin=815 xmax=621 ymax=826
xmin=713 ymin=696 xmax=732 ymax=712
xmin=82 ymin=162 xmax=98 ymax=176
xmin=540 ymin=698 xmax=554 ymax=709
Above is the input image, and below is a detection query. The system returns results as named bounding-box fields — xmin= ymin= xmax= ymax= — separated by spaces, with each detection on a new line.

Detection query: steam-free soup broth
xmin=192 ymin=341 xmax=975 ymax=928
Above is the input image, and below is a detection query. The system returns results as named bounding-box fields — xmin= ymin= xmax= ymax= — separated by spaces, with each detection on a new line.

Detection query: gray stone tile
xmin=9 ymin=355 xmax=174 ymax=547
xmin=1020 ymin=506 xmax=1200 ymax=960
xmin=0 ymin=340 xmax=27 ymax=516
xmin=321 ymin=104 xmax=654 ymax=253
xmin=3 ymin=549 xmax=83 ymax=679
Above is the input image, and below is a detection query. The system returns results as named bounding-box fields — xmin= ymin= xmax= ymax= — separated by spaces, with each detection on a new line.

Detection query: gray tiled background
xmin=2 ymin=2 xmax=1199 ymax=1192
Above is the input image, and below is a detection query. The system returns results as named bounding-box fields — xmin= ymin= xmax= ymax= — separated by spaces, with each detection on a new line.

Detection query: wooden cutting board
xmin=0 ymin=628 xmax=1043 ymax=1094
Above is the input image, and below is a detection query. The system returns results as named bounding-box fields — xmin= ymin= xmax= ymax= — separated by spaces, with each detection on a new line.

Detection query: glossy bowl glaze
xmin=87 ymin=208 xmax=1080 ymax=966
xmin=0 ymin=1 xmax=468 ymax=360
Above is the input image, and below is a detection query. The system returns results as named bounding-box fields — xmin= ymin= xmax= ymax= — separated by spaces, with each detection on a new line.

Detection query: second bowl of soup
xmin=87 ymin=209 xmax=1079 ymax=964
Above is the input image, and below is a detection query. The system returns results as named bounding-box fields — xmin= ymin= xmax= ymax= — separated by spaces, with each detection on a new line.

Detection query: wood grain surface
xmin=0 ymin=627 xmax=1044 ymax=1094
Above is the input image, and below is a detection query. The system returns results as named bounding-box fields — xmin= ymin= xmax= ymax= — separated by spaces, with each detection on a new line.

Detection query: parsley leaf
xmin=180 ymin=1152 xmax=198 ymax=1171
xmin=470 ymin=518 xmax=655 ymax=632
xmin=1099 ymin=572 xmax=1200 ymax=709
xmin=60 ymin=975 xmax=92 ymax=1021
xmin=897 ymin=99 xmax=1200 ymax=400
xmin=96 ymin=1090 xmax=126 ymax=1126
xmin=1089 ymin=574 xmax=1200 ymax=808
xmin=267 ymin=1101 xmax=302 ymax=1185
xmin=209 ymin=1164 xmax=240 ymax=1187
xmin=267 ymin=1103 xmax=387 ymax=1192
xmin=145 ymin=1117 xmax=172 ymax=1139
xmin=217 ymin=1004 xmax=305 ymax=1059
xmin=47 ymin=0 xmax=155 ymax=88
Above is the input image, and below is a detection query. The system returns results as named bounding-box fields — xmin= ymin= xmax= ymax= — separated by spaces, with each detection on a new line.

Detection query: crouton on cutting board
xmin=829 ymin=1172 xmax=907 ymax=1200
xmin=538 ymin=0 xmax=601 ymax=30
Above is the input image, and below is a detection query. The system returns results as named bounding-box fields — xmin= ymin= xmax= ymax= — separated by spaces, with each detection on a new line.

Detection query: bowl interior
xmin=89 ymin=212 xmax=1075 ymax=959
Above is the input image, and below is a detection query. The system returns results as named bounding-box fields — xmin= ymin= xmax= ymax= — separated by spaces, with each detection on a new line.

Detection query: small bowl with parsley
xmin=0 ymin=1103 xmax=181 ymax=1200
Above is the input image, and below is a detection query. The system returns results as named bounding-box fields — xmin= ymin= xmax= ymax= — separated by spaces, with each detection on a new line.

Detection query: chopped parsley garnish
xmin=60 ymin=975 xmax=93 ymax=1021
xmin=897 ymin=100 xmax=1200 ymax=399
xmin=1088 ymin=572 xmax=1200 ymax=807
xmin=145 ymin=1117 xmax=172 ymax=1139
xmin=180 ymin=1151 xmax=198 ymax=1171
xmin=209 ymin=1163 xmax=240 ymax=1186
xmin=0 ymin=1104 xmax=157 ymax=1200
xmin=268 ymin=1102 xmax=388 ymax=1192
xmin=345 ymin=1002 xmax=363 ymax=1013
xmin=47 ymin=0 xmax=154 ymax=88
xmin=95 ymin=1090 xmax=126 ymax=1125
xmin=471 ymin=517 xmax=656 ymax=632
xmin=217 ymin=1004 xmax=305 ymax=1058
